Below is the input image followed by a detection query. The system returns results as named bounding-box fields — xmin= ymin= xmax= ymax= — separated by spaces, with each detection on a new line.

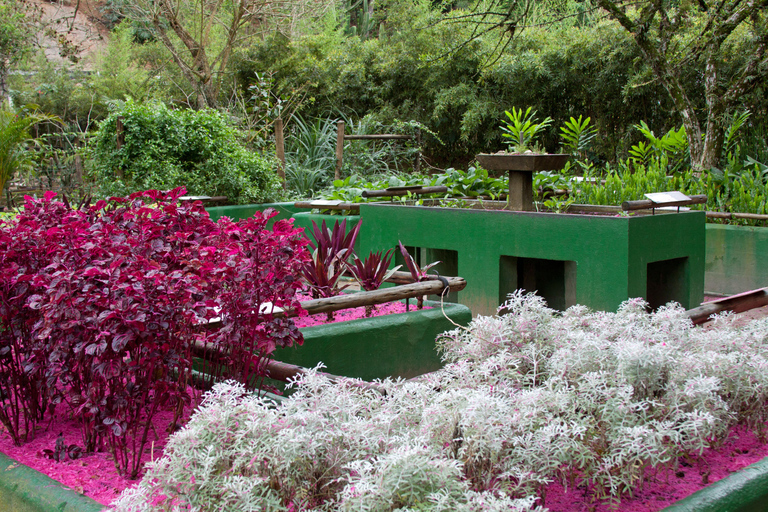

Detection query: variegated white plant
xmin=111 ymin=292 xmax=768 ymax=511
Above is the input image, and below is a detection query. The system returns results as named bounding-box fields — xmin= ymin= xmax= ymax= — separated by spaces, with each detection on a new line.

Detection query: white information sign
xmin=644 ymin=191 xmax=690 ymax=204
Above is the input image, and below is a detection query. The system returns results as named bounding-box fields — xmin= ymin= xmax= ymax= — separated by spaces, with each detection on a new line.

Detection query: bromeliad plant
xmin=348 ymin=248 xmax=400 ymax=316
xmin=302 ymin=218 xmax=362 ymax=301
xmin=0 ymin=188 xmax=309 ymax=478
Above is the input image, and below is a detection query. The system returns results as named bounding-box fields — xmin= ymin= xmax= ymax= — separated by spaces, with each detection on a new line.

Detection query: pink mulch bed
xmin=543 ymin=425 xmax=768 ymax=511
xmin=0 ymin=406 xmax=190 ymax=507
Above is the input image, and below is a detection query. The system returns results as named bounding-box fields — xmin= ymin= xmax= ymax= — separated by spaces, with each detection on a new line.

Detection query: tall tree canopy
xmin=439 ymin=0 xmax=767 ymax=169
xmin=596 ymin=0 xmax=768 ymax=170
xmin=0 ymin=1 xmax=34 ymax=104
xmin=118 ymin=0 xmax=334 ymax=109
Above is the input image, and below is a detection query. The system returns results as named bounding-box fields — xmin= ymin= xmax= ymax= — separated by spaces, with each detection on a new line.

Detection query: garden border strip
xmin=0 ymin=451 xmax=104 ymax=512
xmin=661 ymin=456 xmax=768 ymax=512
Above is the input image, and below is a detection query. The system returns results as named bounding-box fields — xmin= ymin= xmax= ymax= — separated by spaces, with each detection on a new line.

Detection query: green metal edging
xmin=662 ymin=455 xmax=768 ymax=512
xmin=0 ymin=452 xmax=104 ymax=512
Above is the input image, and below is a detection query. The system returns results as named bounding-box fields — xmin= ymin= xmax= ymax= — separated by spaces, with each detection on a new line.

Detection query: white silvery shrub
xmin=111 ymin=291 xmax=768 ymax=511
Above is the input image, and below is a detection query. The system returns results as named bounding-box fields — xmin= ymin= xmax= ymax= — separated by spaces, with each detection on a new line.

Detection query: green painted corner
xmin=274 ymin=300 xmax=472 ymax=381
xmin=359 ymin=204 xmax=705 ymax=316
xmin=0 ymin=452 xmax=104 ymax=512
xmin=205 ymin=202 xmax=300 ymax=224
xmin=662 ymin=455 xmax=768 ymax=512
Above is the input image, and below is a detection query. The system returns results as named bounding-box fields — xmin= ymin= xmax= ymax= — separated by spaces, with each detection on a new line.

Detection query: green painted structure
xmin=661 ymin=455 xmax=768 ymax=512
xmin=359 ymin=204 xmax=706 ymax=316
xmin=0 ymin=452 xmax=103 ymax=512
xmin=274 ymin=300 xmax=471 ymax=382
xmin=205 ymin=202 xmax=300 ymax=225
xmin=705 ymin=224 xmax=768 ymax=296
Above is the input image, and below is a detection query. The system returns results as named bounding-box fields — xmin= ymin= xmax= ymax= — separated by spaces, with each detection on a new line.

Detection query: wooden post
xmin=275 ymin=118 xmax=286 ymax=188
xmin=414 ymin=127 xmax=421 ymax=174
xmin=685 ymin=287 xmax=768 ymax=325
xmin=74 ymin=154 xmax=83 ymax=186
xmin=116 ymin=116 xmax=124 ymax=150
xmin=335 ymin=120 xmax=345 ymax=180
xmin=508 ymin=170 xmax=534 ymax=211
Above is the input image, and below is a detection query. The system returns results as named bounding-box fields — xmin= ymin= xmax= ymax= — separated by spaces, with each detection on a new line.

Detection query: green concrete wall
xmin=705 ymin=224 xmax=768 ymax=295
xmin=663 ymin=455 xmax=768 ymax=512
xmin=0 ymin=452 xmax=103 ymax=512
xmin=205 ymin=202 xmax=301 ymax=224
xmin=359 ymin=204 xmax=706 ymax=316
xmin=274 ymin=300 xmax=472 ymax=381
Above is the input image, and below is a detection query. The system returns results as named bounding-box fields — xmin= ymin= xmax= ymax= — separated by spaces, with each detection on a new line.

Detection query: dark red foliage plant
xmin=0 ymin=188 xmax=309 ymax=479
xmin=348 ymin=249 xmax=399 ymax=316
xmin=302 ymin=219 xmax=362 ymax=300
xmin=397 ymin=241 xmax=441 ymax=310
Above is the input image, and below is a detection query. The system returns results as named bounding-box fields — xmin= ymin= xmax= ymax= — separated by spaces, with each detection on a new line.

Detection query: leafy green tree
xmin=0 ymin=107 xmax=57 ymax=204
xmin=91 ymin=100 xmax=284 ymax=204
xmin=596 ymin=0 xmax=768 ymax=170
xmin=115 ymin=0 xmax=334 ymax=109
xmin=0 ymin=1 xmax=33 ymax=103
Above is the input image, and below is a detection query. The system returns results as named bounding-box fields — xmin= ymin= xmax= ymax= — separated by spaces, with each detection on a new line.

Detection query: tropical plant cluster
xmin=111 ymin=292 xmax=768 ymax=511
xmin=301 ymin=218 xmax=440 ymax=317
xmin=0 ymin=188 xmax=309 ymax=478
xmin=282 ymin=114 xmax=426 ymax=197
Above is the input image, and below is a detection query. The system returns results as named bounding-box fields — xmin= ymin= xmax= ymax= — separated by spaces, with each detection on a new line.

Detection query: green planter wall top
xmin=359 ymin=203 xmax=706 ymax=316
xmin=0 ymin=451 xmax=104 ymax=512
xmin=205 ymin=202 xmax=301 ymax=224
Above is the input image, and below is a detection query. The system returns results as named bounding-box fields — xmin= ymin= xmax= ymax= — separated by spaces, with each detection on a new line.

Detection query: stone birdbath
xmin=475 ymin=152 xmax=570 ymax=211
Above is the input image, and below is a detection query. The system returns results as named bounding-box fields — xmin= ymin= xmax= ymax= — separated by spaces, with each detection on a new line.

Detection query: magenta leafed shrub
xmin=0 ymin=188 xmax=309 ymax=478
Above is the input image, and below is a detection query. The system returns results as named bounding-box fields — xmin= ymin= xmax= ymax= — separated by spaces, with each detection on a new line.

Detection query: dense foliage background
xmin=1 ymin=0 xmax=766 ymax=205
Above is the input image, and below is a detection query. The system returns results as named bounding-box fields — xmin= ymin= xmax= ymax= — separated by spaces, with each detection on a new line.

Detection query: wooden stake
xmin=275 ymin=118 xmax=286 ymax=188
xmin=335 ymin=121 xmax=345 ymax=180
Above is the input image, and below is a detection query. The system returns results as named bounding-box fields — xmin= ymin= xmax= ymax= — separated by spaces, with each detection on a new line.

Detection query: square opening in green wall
xmin=647 ymin=257 xmax=690 ymax=310
xmin=499 ymin=256 xmax=577 ymax=311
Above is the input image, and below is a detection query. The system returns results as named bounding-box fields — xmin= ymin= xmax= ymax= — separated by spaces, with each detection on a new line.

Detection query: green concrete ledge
xmin=0 ymin=452 xmax=104 ymax=512
xmin=662 ymin=455 xmax=768 ymax=512
xmin=205 ymin=202 xmax=301 ymax=224
xmin=275 ymin=299 xmax=472 ymax=382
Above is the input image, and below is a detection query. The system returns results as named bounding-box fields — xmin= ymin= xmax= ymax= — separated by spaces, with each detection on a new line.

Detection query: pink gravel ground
xmin=0 ymin=406 xmax=190 ymax=507
xmin=543 ymin=425 xmax=768 ymax=511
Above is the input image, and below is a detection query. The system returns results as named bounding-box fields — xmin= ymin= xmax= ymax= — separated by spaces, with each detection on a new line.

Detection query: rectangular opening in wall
xmin=499 ymin=256 xmax=577 ymax=311
xmin=394 ymin=246 xmax=459 ymax=303
xmin=647 ymin=257 xmax=689 ymax=310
